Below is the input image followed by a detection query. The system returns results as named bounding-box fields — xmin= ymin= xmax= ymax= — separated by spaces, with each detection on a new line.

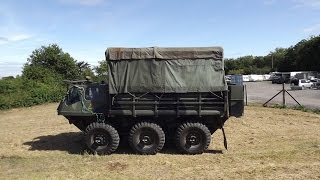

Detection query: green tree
xmin=278 ymin=46 xmax=296 ymax=72
xmin=224 ymin=35 xmax=320 ymax=74
xmin=1 ymin=44 xmax=85 ymax=109
xmin=77 ymin=61 xmax=95 ymax=79
xmin=0 ymin=44 xmax=96 ymax=110
xmin=278 ymin=36 xmax=320 ymax=72
xmin=94 ymin=60 xmax=108 ymax=81
xmin=294 ymin=36 xmax=320 ymax=71
xmin=23 ymin=44 xmax=80 ymax=81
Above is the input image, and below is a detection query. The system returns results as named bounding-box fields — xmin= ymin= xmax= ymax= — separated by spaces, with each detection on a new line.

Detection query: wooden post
xmin=244 ymin=85 xmax=248 ymax=106
xmin=282 ymin=83 xmax=285 ymax=106
xmin=264 ymin=82 xmax=301 ymax=107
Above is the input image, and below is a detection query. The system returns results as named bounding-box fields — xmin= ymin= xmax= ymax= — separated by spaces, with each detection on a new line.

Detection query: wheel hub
xmin=140 ymin=135 xmax=152 ymax=145
xmin=186 ymin=133 xmax=200 ymax=145
xmin=94 ymin=134 xmax=107 ymax=145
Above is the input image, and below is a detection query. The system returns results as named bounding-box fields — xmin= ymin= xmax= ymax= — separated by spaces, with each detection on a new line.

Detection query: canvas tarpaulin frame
xmin=106 ymin=47 xmax=227 ymax=94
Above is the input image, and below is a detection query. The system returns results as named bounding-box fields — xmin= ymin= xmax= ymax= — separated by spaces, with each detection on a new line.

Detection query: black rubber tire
xmin=129 ymin=122 xmax=165 ymax=155
xmin=85 ymin=123 xmax=120 ymax=155
xmin=175 ymin=122 xmax=211 ymax=154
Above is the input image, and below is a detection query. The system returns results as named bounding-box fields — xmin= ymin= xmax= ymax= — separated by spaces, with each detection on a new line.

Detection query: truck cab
xmin=57 ymin=80 xmax=109 ymax=130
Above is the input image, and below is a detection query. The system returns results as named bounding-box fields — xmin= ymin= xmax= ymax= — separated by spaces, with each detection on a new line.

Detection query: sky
xmin=0 ymin=0 xmax=320 ymax=77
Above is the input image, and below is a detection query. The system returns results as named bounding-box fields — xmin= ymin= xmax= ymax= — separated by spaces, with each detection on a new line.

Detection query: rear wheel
xmin=129 ymin=122 xmax=165 ymax=155
xmin=85 ymin=123 xmax=120 ymax=155
xmin=175 ymin=122 xmax=211 ymax=154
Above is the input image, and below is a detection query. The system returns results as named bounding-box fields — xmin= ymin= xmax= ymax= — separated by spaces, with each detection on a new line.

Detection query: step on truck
xmin=57 ymin=47 xmax=244 ymax=155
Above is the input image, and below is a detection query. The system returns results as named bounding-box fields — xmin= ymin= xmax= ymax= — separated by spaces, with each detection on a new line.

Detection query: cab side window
xmin=67 ymin=86 xmax=80 ymax=104
xmin=85 ymin=86 xmax=100 ymax=100
xmin=85 ymin=85 xmax=107 ymax=102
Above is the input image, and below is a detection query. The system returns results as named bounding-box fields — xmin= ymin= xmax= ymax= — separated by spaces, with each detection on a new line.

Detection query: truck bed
xmin=108 ymin=91 xmax=227 ymax=117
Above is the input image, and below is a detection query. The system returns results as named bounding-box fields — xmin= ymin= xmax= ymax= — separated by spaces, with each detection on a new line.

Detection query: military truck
xmin=57 ymin=47 xmax=244 ymax=155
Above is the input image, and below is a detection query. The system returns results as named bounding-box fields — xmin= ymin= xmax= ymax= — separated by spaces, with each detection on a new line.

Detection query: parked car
xmin=272 ymin=76 xmax=290 ymax=84
xmin=271 ymin=73 xmax=290 ymax=84
xmin=298 ymin=79 xmax=313 ymax=89
xmin=310 ymin=79 xmax=320 ymax=89
xmin=271 ymin=76 xmax=283 ymax=84
xmin=315 ymin=82 xmax=320 ymax=89
xmin=290 ymin=79 xmax=313 ymax=90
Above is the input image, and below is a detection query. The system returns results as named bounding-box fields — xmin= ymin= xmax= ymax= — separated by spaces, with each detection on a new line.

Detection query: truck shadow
xmin=23 ymin=132 xmax=223 ymax=155
xmin=23 ymin=132 xmax=86 ymax=155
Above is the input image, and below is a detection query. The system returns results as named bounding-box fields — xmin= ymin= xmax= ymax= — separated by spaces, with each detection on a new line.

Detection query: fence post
xmin=282 ymin=83 xmax=285 ymax=106
xmin=244 ymin=84 xmax=248 ymax=106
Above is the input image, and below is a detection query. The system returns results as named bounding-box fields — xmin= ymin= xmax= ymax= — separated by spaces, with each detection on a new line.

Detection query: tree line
xmin=0 ymin=35 xmax=319 ymax=109
xmin=0 ymin=44 xmax=108 ymax=109
xmin=225 ymin=35 xmax=320 ymax=75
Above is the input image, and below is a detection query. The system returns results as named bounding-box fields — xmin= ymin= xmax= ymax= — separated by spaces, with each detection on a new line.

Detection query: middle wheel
xmin=129 ymin=122 xmax=165 ymax=155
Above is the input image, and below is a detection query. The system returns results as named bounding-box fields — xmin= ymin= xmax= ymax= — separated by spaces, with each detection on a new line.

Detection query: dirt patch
xmin=106 ymin=161 xmax=129 ymax=171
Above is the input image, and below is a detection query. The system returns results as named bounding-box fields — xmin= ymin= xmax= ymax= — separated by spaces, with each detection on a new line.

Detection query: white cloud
xmin=59 ymin=0 xmax=106 ymax=6
xmin=264 ymin=0 xmax=320 ymax=9
xmin=0 ymin=37 xmax=9 ymax=45
xmin=304 ymin=23 xmax=320 ymax=34
xmin=263 ymin=0 xmax=277 ymax=5
xmin=10 ymin=34 xmax=33 ymax=41
xmin=293 ymin=0 xmax=320 ymax=9
xmin=0 ymin=37 xmax=8 ymax=41
xmin=0 ymin=34 xmax=33 ymax=45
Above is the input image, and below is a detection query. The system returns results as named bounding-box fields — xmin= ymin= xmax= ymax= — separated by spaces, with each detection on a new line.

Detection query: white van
xmin=298 ymin=79 xmax=313 ymax=89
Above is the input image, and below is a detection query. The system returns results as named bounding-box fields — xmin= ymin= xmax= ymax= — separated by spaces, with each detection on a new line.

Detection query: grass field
xmin=0 ymin=103 xmax=319 ymax=179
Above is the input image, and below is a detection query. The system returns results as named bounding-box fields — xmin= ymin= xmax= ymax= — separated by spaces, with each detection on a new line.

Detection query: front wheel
xmin=85 ymin=123 xmax=120 ymax=155
xmin=175 ymin=122 xmax=211 ymax=154
xmin=129 ymin=122 xmax=165 ymax=155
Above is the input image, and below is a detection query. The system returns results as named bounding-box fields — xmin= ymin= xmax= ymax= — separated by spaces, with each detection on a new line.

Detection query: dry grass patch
xmin=0 ymin=104 xmax=319 ymax=179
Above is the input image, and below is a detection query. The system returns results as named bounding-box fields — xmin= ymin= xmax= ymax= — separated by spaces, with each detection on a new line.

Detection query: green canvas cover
xmin=106 ymin=47 xmax=227 ymax=94
xmin=106 ymin=47 xmax=223 ymax=60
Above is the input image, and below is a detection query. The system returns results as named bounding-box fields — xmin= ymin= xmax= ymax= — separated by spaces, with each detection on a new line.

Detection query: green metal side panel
xmin=228 ymin=85 xmax=244 ymax=117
